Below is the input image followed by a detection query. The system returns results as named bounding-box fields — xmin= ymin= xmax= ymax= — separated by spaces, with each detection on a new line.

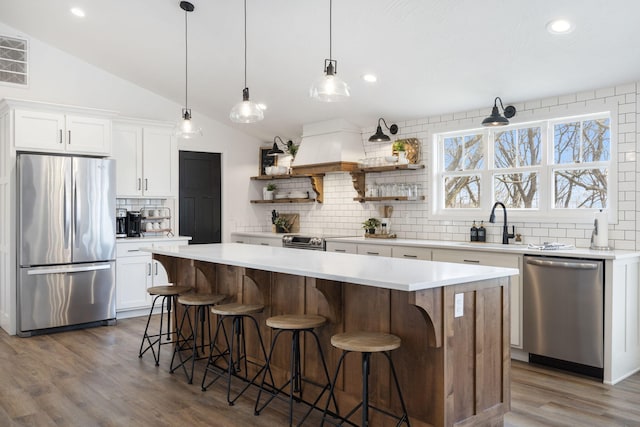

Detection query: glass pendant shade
xmin=230 ymin=88 xmax=264 ymax=123
xmin=176 ymin=109 xmax=202 ymax=139
xmin=310 ymin=59 xmax=350 ymax=102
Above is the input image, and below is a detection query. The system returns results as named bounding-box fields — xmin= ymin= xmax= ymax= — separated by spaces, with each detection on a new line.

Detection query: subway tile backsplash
xmin=238 ymin=81 xmax=639 ymax=251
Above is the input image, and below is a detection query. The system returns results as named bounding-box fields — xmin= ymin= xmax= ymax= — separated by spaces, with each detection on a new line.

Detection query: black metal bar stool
xmin=170 ymin=292 xmax=226 ymax=384
xmin=138 ymin=284 xmax=192 ymax=366
xmin=201 ymin=302 xmax=271 ymax=405
xmin=322 ymin=331 xmax=410 ymax=427
xmin=254 ymin=314 xmax=338 ymax=427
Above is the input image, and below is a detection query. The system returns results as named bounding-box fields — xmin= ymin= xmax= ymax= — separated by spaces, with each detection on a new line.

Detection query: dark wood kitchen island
xmin=146 ymin=243 xmax=517 ymax=427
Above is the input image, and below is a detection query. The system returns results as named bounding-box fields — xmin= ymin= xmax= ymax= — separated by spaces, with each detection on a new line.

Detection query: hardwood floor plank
xmin=1 ymin=317 xmax=638 ymax=426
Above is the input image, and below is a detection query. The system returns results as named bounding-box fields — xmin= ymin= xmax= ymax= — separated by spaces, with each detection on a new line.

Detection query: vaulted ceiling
xmin=1 ymin=0 xmax=639 ymax=141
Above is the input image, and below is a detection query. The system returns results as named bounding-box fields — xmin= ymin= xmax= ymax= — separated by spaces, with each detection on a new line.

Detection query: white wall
xmin=243 ymin=82 xmax=639 ymax=251
xmin=0 ymin=21 xmax=264 ymax=242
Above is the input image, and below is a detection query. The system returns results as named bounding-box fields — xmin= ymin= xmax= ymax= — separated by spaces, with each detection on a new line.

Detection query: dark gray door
xmin=179 ymin=151 xmax=221 ymax=244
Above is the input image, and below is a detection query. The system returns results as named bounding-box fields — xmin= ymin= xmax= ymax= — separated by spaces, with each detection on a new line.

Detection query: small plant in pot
xmin=392 ymin=141 xmax=408 ymax=164
xmin=274 ymin=216 xmax=290 ymax=233
xmin=362 ymin=217 xmax=381 ymax=235
xmin=263 ymin=183 xmax=277 ymax=200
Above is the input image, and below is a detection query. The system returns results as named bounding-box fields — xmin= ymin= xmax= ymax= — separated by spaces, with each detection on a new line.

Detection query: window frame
xmin=431 ymin=107 xmax=617 ymax=224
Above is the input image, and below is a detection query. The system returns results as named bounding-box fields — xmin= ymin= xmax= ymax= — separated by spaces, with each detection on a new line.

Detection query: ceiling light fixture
xmin=368 ymin=118 xmax=399 ymax=142
xmin=309 ymin=0 xmax=350 ymax=102
xmin=176 ymin=1 xmax=202 ymax=139
xmin=362 ymin=74 xmax=377 ymax=83
xmin=481 ymin=97 xmax=516 ymax=127
xmin=546 ymin=19 xmax=574 ymax=35
xmin=230 ymin=0 xmax=263 ymax=123
xmin=70 ymin=7 xmax=85 ymax=18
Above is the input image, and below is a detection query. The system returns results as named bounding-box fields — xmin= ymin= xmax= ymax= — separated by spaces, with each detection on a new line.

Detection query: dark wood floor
xmin=0 ymin=317 xmax=638 ymax=426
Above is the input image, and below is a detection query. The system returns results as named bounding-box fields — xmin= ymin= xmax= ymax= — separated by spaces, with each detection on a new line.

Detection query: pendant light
xmin=176 ymin=1 xmax=202 ymax=138
xmin=230 ymin=0 xmax=264 ymax=123
xmin=309 ymin=0 xmax=350 ymax=102
xmin=481 ymin=97 xmax=516 ymax=127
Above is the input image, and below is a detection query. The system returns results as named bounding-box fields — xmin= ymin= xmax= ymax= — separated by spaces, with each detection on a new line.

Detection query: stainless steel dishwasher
xmin=523 ymin=255 xmax=604 ymax=378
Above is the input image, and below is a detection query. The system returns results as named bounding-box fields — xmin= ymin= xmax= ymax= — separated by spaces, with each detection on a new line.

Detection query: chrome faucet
xmin=489 ymin=201 xmax=515 ymax=244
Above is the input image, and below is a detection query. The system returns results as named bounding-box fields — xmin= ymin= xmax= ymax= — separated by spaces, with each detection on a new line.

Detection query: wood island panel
xmin=154 ymin=254 xmax=510 ymax=427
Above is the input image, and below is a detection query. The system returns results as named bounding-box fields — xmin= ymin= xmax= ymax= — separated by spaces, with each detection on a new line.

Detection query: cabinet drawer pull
xmin=127 ymin=249 xmax=141 ymax=253
xmin=463 ymin=259 xmax=480 ymax=263
xmin=68 ymin=130 xmax=71 ymax=144
xmin=366 ymin=251 xmax=379 ymax=255
xmin=235 ymin=240 xmax=244 ymax=244
xmin=403 ymin=254 xmax=418 ymax=258
xmin=334 ymin=249 xmax=346 ymax=253
xmin=147 ymin=263 xmax=152 ymax=276
xmin=154 ymin=262 xmax=158 ymax=275
xmin=260 ymin=243 xmax=269 ymax=246
xmin=144 ymin=178 xmax=148 ymax=191
xmin=137 ymin=178 xmax=141 ymax=191
xmin=59 ymin=129 xmax=63 ymax=144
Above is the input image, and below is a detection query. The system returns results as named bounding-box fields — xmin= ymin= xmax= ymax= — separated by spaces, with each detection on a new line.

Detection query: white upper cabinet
xmin=14 ymin=109 xmax=111 ymax=155
xmin=112 ymin=121 xmax=176 ymax=198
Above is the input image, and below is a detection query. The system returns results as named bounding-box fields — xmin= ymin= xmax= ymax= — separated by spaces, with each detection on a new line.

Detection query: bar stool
xmin=255 ymin=314 xmax=338 ymax=427
xmin=138 ymin=284 xmax=192 ymax=366
xmin=170 ymin=293 xmax=226 ymax=384
xmin=201 ymin=302 xmax=271 ymax=405
xmin=322 ymin=331 xmax=410 ymax=427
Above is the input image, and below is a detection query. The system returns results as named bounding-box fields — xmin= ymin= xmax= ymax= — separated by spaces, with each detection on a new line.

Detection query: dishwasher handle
xmin=525 ymin=258 xmax=599 ymax=270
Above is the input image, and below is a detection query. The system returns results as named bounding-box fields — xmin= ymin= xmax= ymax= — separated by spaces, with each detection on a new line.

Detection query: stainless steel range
xmin=282 ymin=235 xmax=326 ymax=251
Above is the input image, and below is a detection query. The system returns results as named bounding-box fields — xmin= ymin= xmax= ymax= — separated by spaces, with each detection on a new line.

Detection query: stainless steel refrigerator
xmin=17 ymin=154 xmax=116 ymax=336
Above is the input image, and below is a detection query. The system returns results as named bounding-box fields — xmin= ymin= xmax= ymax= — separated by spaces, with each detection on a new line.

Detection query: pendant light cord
xmin=184 ymin=8 xmax=189 ymax=110
xmin=329 ymin=0 xmax=332 ymax=61
xmin=243 ymin=0 xmax=247 ymax=88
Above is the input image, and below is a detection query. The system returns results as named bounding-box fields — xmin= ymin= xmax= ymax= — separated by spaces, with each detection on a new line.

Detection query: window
xmin=0 ymin=35 xmax=28 ymax=86
xmin=434 ymin=112 xmax=614 ymax=222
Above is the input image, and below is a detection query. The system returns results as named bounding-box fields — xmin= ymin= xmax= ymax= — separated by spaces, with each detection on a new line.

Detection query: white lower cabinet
xmin=357 ymin=244 xmax=392 ymax=257
xmin=325 ymin=242 xmax=357 ymax=254
xmin=116 ymin=239 xmax=189 ymax=316
xmin=230 ymin=233 xmax=282 ymax=247
xmin=432 ymin=249 xmax=522 ymax=348
xmin=391 ymin=246 xmax=432 ymax=260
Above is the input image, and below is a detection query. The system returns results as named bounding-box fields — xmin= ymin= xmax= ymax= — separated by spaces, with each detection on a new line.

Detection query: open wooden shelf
xmin=357 ymin=164 xmax=424 ymax=173
xmin=250 ymin=198 xmax=316 ymax=204
xmin=353 ymin=196 xmax=426 ymax=202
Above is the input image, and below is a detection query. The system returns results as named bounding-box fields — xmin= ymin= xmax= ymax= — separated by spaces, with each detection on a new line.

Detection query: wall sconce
xmin=481 ymin=97 xmax=516 ymax=126
xmin=368 ymin=118 xmax=399 ymax=142
xmin=267 ymin=136 xmax=293 ymax=156
xmin=369 ymin=117 xmax=398 ymax=142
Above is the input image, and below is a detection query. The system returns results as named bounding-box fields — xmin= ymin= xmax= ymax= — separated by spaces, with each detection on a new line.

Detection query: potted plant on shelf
xmin=263 ymin=183 xmax=277 ymax=200
xmin=392 ymin=141 xmax=408 ymax=164
xmin=362 ymin=217 xmax=381 ymax=235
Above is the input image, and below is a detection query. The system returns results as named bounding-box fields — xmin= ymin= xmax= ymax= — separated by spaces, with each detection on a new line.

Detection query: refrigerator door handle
xmin=73 ymin=182 xmax=78 ymax=247
xmin=27 ymin=264 xmax=112 ymax=275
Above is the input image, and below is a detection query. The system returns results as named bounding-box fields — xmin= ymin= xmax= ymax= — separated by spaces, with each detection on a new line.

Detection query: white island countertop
xmin=143 ymin=243 xmax=518 ymax=292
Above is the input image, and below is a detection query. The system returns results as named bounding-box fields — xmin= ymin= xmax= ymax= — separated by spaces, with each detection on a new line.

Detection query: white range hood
xmin=291 ymin=119 xmax=365 ymax=174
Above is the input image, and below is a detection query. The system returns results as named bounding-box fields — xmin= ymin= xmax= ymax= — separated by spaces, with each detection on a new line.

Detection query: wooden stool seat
xmin=177 ymin=293 xmax=226 ymax=306
xmin=331 ymin=331 xmax=401 ymax=353
xmin=266 ymin=314 xmax=326 ymax=330
xmin=211 ymin=302 xmax=264 ymax=316
xmin=147 ymin=284 xmax=192 ymax=296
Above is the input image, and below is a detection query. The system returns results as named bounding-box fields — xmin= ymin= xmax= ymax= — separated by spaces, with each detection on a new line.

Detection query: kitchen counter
xmin=325 ymin=236 xmax=639 ymax=260
xmin=144 ymin=243 xmax=517 ymax=292
xmin=148 ymin=243 xmax=513 ymax=426
xmin=116 ymin=235 xmax=192 ymax=243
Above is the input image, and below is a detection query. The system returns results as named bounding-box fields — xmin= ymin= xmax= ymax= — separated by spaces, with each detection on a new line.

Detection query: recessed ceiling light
xmin=70 ymin=7 xmax=86 ymax=18
xmin=546 ymin=19 xmax=574 ymax=34
xmin=362 ymin=74 xmax=377 ymax=83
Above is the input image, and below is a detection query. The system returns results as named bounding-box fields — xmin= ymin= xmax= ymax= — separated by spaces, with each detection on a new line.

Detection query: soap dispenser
xmin=478 ymin=221 xmax=486 ymax=242
xmin=470 ymin=221 xmax=478 ymax=242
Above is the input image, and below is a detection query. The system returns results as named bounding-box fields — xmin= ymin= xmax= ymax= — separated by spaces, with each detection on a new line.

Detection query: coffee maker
xmin=116 ymin=208 xmax=127 ymax=238
xmin=126 ymin=211 xmax=142 ymax=237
